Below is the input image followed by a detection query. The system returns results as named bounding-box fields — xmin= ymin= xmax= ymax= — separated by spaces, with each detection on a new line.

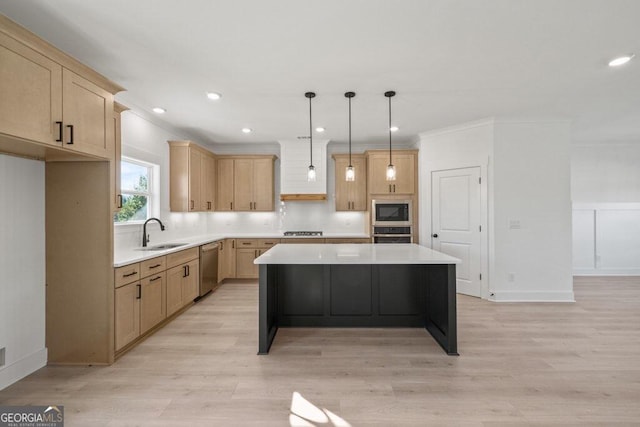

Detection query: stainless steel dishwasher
xmin=199 ymin=242 xmax=219 ymax=298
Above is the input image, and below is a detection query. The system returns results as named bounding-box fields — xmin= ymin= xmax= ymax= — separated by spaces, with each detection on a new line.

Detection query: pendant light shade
xmin=345 ymin=91 xmax=356 ymax=182
xmin=305 ymin=92 xmax=316 ymax=182
xmin=385 ymin=91 xmax=396 ymax=181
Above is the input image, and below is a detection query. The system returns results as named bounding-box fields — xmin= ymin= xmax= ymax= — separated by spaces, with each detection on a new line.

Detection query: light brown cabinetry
xmin=324 ymin=238 xmax=371 ymax=243
xmin=281 ymin=238 xmax=327 ymax=244
xmin=0 ymin=17 xmax=122 ymax=162
xmin=169 ymin=141 xmax=216 ymax=212
xmin=333 ymin=154 xmax=367 ymax=211
xmin=367 ymin=150 xmax=417 ymax=195
xmin=115 ymin=281 xmax=140 ymax=351
xmin=112 ymin=102 xmax=128 ymax=212
xmin=235 ymin=239 xmax=279 ymax=279
xmin=166 ymin=249 xmax=199 ymax=316
xmin=215 ymin=156 xmax=276 ymax=212
xmin=114 ymin=255 xmax=168 ymax=352
xmin=218 ymin=238 xmax=237 ymax=280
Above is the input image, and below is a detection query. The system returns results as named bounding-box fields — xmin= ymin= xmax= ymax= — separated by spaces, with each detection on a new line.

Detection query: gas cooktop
xmin=283 ymin=231 xmax=323 ymax=237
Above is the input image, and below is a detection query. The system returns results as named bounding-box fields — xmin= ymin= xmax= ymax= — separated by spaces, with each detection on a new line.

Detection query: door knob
xmin=432 ymin=233 xmax=438 ymax=238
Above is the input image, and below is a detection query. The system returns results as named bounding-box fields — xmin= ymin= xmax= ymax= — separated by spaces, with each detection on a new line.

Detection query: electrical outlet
xmin=508 ymin=273 xmax=515 ymax=282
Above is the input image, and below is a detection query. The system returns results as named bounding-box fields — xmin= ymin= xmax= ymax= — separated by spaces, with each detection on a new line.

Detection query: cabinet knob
xmin=432 ymin=233 xmax=438 ymax=238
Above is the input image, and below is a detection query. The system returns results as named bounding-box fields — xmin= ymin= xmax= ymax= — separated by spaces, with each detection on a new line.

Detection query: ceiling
xmin=2 ymin=0 xmax=639 ymax=146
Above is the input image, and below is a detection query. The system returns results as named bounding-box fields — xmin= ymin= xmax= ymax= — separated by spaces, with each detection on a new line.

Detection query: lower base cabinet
xmin=114 ymin=248 xmax=199 ymax=353
xmin=166 ymin=258 xmax=199 ymax=317
xmin=115 ymin=282 xmax=141 ymax=351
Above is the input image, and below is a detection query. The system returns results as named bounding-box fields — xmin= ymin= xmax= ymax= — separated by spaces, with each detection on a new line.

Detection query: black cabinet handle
xmin=186 ymin=265 xmax=190 ymax=276
xmin=230 ymin=202 xmax=233 ymax=210
xmin=55 ymin=121 xmax=63 ymax=142
xmin=123 ymin=271 xmax=138 ymax=278
xmin=183 ymin=265 xmax=188 ymax=278
xmin=150 ymin=275 xmax=162 ymax=282
xmin=432 ymin=233 xmax=438 ymax=238
xmin=149 ymin=264 xmax=162 ymax=269
xmin=190 ymin=200 xmax=194 ymax=210
xmin=66 ymin=124 xmax=74 ymax=144
xmin=117 ymin=194 xmax=123 ymax=209
xmin=232 ymin=240 xmax=235 ymax=249
xmin=136 ymin=284 xmax=141 ymax=299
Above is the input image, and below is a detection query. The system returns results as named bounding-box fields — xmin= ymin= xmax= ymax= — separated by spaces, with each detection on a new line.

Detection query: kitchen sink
xmin=137 ymin=243 xmax=188 ymax=251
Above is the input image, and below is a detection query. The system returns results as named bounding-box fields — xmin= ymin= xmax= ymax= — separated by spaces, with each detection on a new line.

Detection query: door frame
xmin=428 ymin=164 xmax=490 ymax=299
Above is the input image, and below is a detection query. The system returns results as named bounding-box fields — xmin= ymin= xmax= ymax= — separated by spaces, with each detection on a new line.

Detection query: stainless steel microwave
xmin=372 ymin=200 xmax=412 ymax=226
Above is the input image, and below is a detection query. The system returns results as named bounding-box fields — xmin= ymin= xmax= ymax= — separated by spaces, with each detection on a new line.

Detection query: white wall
xmin=572 ymin=143 xmax=640 ymax=202
xmin=115 ymin=111 xmax=209 ymax=250
xmin=0 ymin=155 xmax=47 ymax=390
xmin=571 ymin=143 xmax=640 ymax=275
xmin=492 ymin=121 xmax=573 ymax=301
xmin=419 ymin=119 xmax=574 ymax=302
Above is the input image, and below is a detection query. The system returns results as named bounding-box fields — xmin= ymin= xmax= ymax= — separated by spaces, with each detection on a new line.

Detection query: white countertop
xmin=254 ymin=243 xmax=461 ymax=265
xmin=114 ymin=232 xmax=371 ymax=267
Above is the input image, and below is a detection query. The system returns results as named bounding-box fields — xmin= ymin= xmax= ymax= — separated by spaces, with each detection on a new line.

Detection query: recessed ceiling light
xmin=152 ymin=107 xmax=166 ymax=114
xmin=390 ymin=126 xmax=399 ymax=132
xmin=207 ymin=92 xmax=221 ymax=100
xmin=608 ymin=54 xmax=634 ymax=67
xmin=242 ymin=128 xmax=252 ymax=133
xmin=315 ymin=127 xmax=325 ymax=133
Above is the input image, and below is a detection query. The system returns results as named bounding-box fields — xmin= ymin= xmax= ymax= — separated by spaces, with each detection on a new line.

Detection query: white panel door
xmin=432 ymin=167 xmax=482 ymax=297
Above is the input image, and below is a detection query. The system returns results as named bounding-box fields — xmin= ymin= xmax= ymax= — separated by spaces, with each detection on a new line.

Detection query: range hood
xmin=278 ymin=139 xmax=329 ymax=201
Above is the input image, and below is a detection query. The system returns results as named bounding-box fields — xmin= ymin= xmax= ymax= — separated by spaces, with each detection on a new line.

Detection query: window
xmin=115 ymin=158 xmax=153 ymax=223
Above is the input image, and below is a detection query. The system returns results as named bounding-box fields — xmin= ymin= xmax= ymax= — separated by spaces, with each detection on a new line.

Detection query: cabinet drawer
xmin=166 ymin=247 xmax=199 ymax=269
xmin=237 ymin=239 xmax=258 ymax=248
xmin=257 ymin=239 xmax=280 ymax=248
xmin=115 ymin=263 xmax=141 ymax=288
xmin=140 ymin=256 xmax=166 ymax=278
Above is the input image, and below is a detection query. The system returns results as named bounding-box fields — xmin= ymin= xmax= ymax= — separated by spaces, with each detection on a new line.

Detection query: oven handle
xmin=372 ymin=234 xmax=413 ymax=237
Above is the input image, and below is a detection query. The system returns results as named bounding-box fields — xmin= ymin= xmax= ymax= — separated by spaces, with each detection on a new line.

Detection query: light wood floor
xmin=1 ymin=277 xmax=639 ymax=426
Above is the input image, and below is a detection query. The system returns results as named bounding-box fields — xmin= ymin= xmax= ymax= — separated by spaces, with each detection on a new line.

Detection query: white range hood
xmin=278 ymin=139 xmax=329 ymax=201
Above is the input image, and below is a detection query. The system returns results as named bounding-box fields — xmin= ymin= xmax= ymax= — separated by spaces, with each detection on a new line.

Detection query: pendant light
xmin=345 ymin=91 xmax=356 ymax=181
xmin=305 ymin=91 xmax=317 ymax=182
xmin=385 ymin=91 xmax=396 ymax=181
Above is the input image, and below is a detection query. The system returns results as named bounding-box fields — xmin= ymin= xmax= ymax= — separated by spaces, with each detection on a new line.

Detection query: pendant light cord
xmin=388 ymin=94 xmax=392 ymax=165
xmin=348 ymin=96 xmax=352 ymax=167
xmin=309 ymin=95 xmax=313 ymax=167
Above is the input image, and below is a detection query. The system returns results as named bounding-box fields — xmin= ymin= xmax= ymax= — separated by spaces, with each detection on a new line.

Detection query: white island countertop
xmin=254 ymin=243 xmax=461 ymax=265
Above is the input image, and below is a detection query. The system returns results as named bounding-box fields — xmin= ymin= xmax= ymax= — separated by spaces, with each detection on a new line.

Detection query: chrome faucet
xmin=142 ymin=217 xmax=165 ymax=247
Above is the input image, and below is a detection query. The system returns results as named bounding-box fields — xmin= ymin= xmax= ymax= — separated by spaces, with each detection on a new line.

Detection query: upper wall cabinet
xmin=168 ymin=140 xmax=216 ymax=212
xmin=112 ymin=102 xmax=129 ymax=212
xmin=367 ymin=150 xmax=418 ymax=195
xmin=333 ymin=154 xmax=367 ymax=211
xmin=0 ymin=16 xmax=123 ymax=160
xmin=216 ymin=156 xmax=276 ymax=212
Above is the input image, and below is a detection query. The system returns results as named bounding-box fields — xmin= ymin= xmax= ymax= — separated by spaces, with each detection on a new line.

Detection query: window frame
xmin=115 ymin=156 xmax=155 ymax=225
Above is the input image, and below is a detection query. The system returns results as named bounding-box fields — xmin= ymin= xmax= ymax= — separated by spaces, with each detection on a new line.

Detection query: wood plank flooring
xmin=1 ymin=276 xmax=639 ymax=426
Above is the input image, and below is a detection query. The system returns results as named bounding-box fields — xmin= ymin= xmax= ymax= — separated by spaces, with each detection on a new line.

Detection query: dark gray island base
xmin=258 ymin=262 xmax=458 ymax=356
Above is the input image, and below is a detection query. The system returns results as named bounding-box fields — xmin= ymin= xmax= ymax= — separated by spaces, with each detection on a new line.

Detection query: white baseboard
xmin=0 ymin=347 xmax=47 ymax=390
xmin=489 ymin=290 xmax=575 ymax=302
xmin=573 ymin=269 xmax=640 ymax=276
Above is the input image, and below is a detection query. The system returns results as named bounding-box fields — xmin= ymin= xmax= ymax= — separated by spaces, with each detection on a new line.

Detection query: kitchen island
xmin=254 ymin=243 xmax=460 ymax=355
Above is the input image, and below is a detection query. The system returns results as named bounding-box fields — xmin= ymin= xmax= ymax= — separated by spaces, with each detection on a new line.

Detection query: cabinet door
xmin=392 ymin=154 xmax=416 ymax=194
xmin=236 ymin=248 xmax=259 ymax=279
xmin=222 ymin=239 xmax=237 ymax=279
xmin=201 ymin=154 xmax=215 ymax=211
xmin=350 ymin=156 xmax=368 ymax=210
xmin=216 ymin=158 xmax=234 ymax=211
xmin=166 ymin=264 xmax=185 ymax=316
xmin=368 ymin=154 xmax=393 ymax=194
xmin=182 ymin=259 xmax=199 ymax=304
xmin=252 ymin=158 xmax=274 ymax=211
xmin=112 ymin=105 xmax=124 ymax=212
xmin=334 ymin=157 xmax=351 ymax=211
xmin=62 ymin=69 xmax=114 ymax=159
xmin=233 ymin=158 xmax=253 ymax=211
xmin=189 ymin=148 xmax=202 ymax=211
xmin=0 ymin=32 xmax=63 ymax=146
xmin=140 ymin=273 xmax=166 ymax=334
xmin=115 ymin=282 xmax=140 ymax=351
